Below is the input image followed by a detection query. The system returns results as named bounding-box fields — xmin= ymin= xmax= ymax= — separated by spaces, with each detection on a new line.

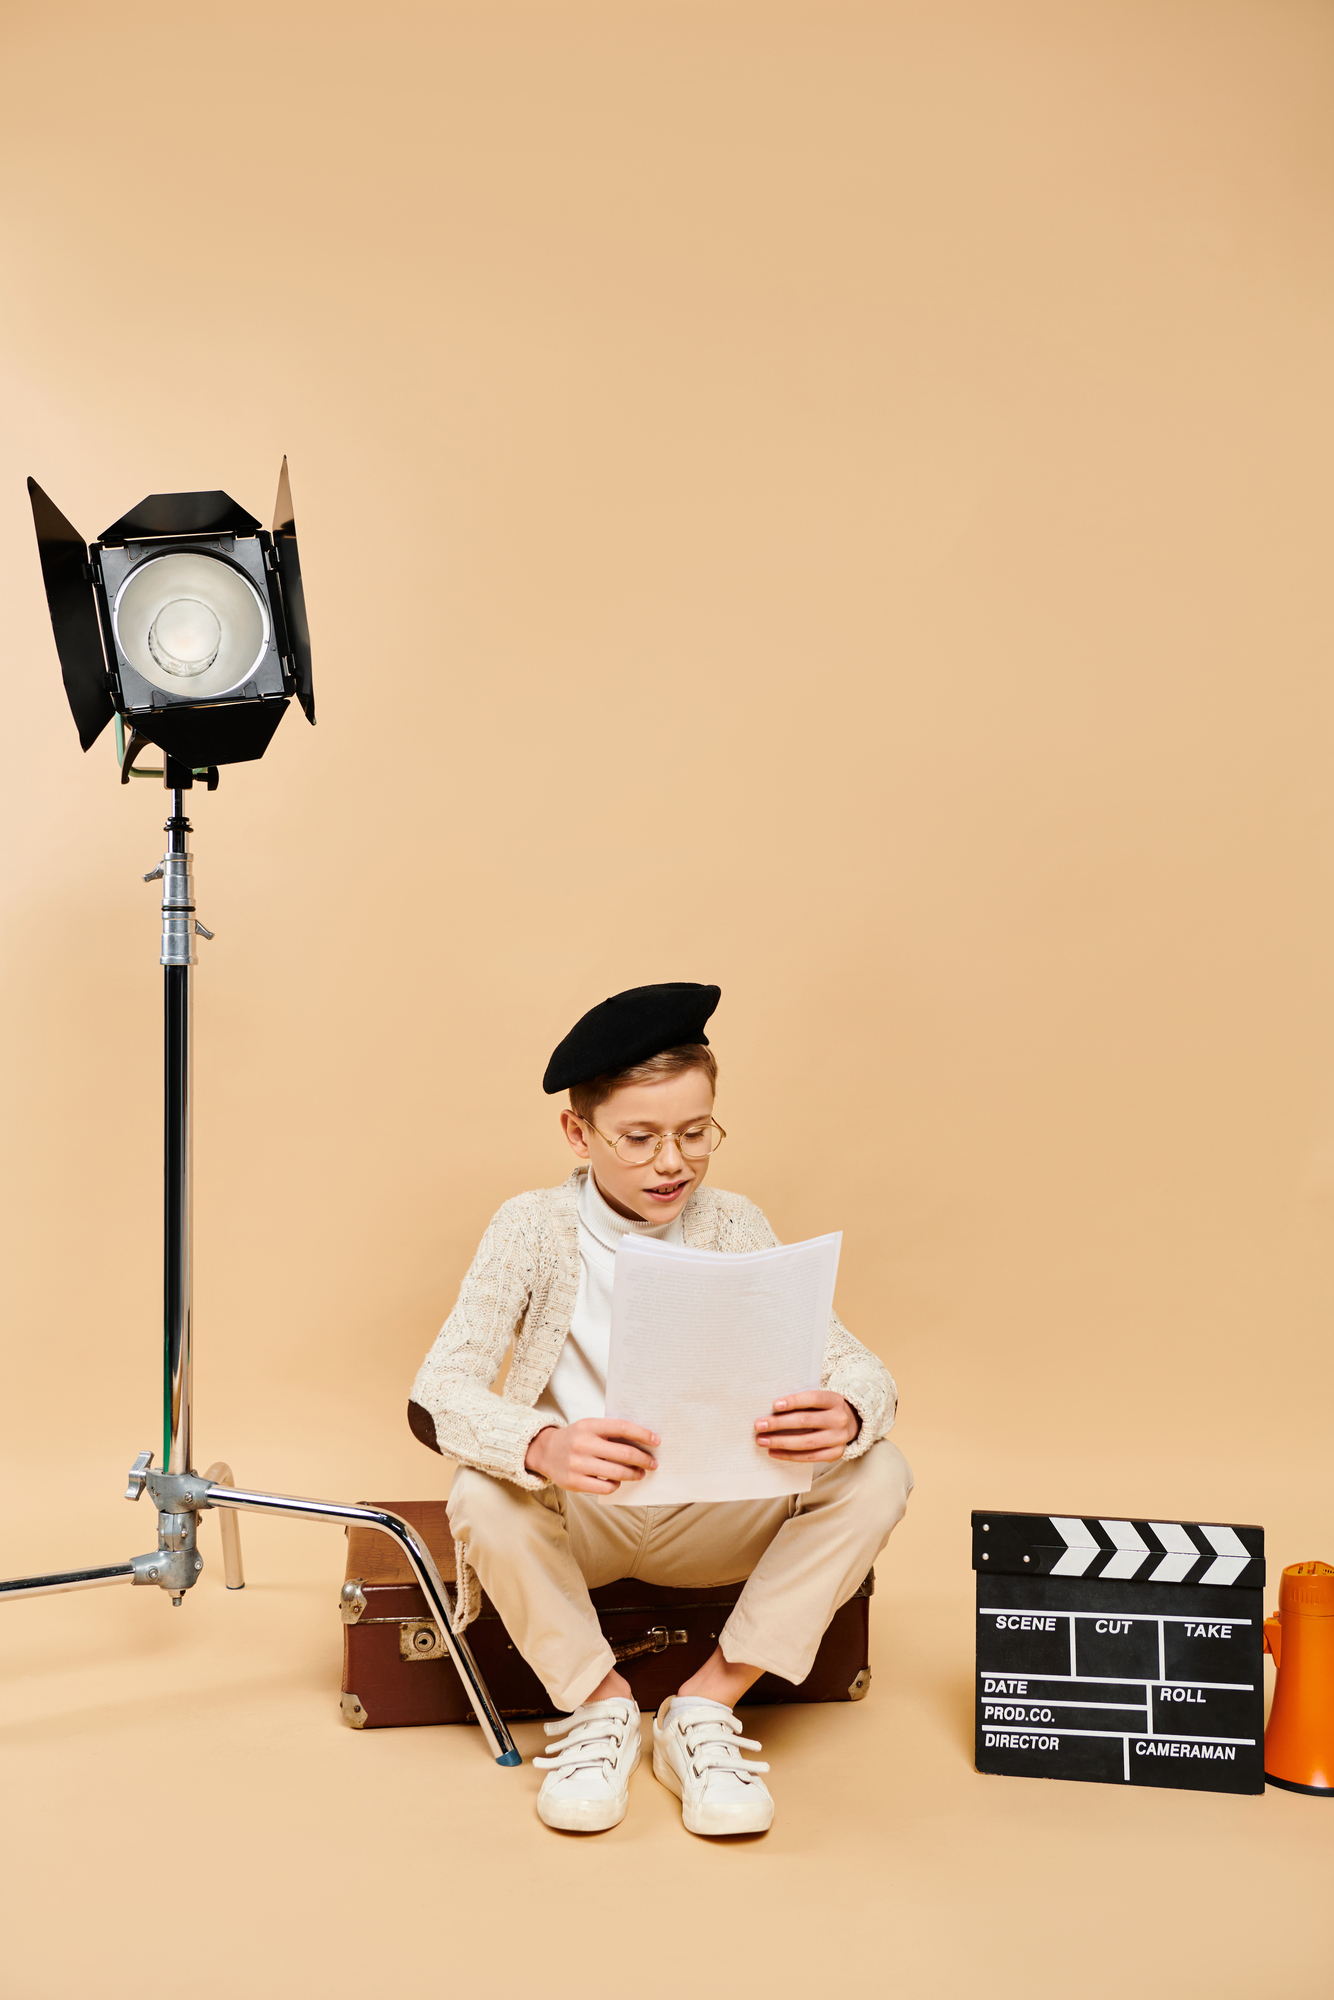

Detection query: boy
xmin=409 ymin=981 xmax=911 ymax=1835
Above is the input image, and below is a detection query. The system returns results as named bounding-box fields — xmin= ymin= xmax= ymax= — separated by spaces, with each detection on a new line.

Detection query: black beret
xmin=543 ymin=982 xmax=721 ymax=1095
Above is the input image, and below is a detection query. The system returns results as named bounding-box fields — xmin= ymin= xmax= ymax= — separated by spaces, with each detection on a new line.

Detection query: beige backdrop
xmin=2 ymin=2 xmax=1332 ymax=1994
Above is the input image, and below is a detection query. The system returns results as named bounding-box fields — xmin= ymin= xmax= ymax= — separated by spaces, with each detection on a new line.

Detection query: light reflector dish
xmin=113 ymin=551 xmax=269 ymax=700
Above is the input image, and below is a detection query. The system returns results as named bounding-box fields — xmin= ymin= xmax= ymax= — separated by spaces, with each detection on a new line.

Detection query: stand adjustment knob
xmin=125 ymin=1449 xmax=154 ymax=1501
xmin=194 ymin=921 xmax=214 ymax=940
xmin=143 ymin=865 xmax=164 ymax=883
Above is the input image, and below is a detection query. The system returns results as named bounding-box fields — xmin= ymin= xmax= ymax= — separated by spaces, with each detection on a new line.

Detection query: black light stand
xmin=1 ymin=470 xmax=520 ymax=1766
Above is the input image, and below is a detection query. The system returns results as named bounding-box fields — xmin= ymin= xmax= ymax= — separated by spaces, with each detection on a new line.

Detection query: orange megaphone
xmin=1263 ymin=1561 xmax=1334 ymax=1796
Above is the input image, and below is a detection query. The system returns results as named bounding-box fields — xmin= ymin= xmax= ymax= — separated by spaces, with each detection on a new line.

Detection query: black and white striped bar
xmin=973 ymin=1509 xmax=1264 ymax=1795
xmin=973 ymin=1510 xmax=1264 ymax=1589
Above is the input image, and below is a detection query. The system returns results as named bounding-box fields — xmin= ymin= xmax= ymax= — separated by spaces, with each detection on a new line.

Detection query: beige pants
xmin=448 ymin=1439 xmax=913 ymax=1711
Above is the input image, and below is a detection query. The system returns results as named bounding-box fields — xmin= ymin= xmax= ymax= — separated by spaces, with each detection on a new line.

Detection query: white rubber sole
xmin=652 ymin=1744 xmax=776 ymax=1836
xmin=538 ymin=1728 xmax=640 ymax=1832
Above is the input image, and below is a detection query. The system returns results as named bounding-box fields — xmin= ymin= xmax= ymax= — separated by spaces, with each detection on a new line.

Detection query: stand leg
xmin=201 ymin=1463 xmax=245 ymax=1589
xmin=205 ymin=1482 xmax=522 ymax=1764
xmin=0 ymin=1481 xmax=517 ymax=1765
xmin=0 ymin=1564 xmax=135 ymax=1602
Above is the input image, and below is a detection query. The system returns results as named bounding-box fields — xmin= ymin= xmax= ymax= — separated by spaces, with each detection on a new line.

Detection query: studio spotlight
xmin=5 ymin=461 xmax=519 ymax=1768
xmin=28 ymin=459 xmax=313 ymax=780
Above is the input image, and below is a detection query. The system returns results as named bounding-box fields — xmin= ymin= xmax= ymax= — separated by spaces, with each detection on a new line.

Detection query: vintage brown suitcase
xmin=339 ymin=1499 xmax=873 ymax=1728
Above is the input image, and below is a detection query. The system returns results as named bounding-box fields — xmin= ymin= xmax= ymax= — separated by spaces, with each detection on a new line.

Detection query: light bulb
xmin=147 ymin=598 xmax=222 ymax=678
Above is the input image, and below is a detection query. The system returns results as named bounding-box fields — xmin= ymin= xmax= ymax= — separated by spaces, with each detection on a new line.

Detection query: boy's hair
xmin=568 ymin=1043 xmax=717 ymax=1122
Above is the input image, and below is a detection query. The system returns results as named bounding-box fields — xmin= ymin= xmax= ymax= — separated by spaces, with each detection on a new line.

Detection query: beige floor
xmin=2 ymin=1405 xmax=1329 ymax=2000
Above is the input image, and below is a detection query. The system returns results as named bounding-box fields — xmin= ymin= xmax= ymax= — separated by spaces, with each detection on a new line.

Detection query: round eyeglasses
xmin=582 ymin=1117 xmax=727 ymax=1166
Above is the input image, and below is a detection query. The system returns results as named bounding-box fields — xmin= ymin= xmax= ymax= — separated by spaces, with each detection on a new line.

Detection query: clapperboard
xmin=973 ymin=1511 xmax=1265 ymax=1795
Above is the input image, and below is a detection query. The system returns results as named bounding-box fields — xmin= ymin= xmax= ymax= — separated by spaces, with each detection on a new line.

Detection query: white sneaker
xmin=533 ymin=1698 xmax=641 ymax=1832
xmin=652 ymin=1698 xmax=775 ymax=1836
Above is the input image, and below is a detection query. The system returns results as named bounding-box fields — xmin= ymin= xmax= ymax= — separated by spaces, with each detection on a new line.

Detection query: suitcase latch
xmin=399 ymin=1617 xmax=447 ymax=1662
xmin=612 ymin=1625 xmax=688 ymax=1664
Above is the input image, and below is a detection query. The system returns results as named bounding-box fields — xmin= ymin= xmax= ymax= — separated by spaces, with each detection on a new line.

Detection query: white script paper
xmin=601 ymin=1231 xmax=842 ymax=1506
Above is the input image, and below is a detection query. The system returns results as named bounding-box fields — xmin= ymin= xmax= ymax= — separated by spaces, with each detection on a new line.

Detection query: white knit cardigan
xmin=409 ymin=1169 xmax=898 ymax=1627
xmin=409 ymin=1167 xmax=899 ymax=1480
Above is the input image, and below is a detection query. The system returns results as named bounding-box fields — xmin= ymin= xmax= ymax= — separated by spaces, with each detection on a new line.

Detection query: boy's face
xmin=561 ymin=1070 xmax=716 ymax=1224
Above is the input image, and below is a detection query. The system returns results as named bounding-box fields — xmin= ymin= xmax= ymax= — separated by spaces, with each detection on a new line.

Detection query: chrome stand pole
xmin=159 ymin=790 xmax=197 ymax=1482
xmin=0 ymin=784 xmax=519 ymax=1766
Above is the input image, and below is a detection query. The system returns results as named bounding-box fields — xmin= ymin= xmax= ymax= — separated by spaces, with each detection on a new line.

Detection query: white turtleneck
xmin=535 ymin=1167 xmax=685 ymax=1427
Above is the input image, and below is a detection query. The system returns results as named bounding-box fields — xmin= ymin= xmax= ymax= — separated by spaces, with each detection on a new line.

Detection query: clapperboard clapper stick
xmin=972 ymin=1511 xmax=1265 ymax=1795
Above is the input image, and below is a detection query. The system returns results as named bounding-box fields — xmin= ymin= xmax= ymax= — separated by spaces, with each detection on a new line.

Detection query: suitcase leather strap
xmin=612 ymin=1624 xmax=690 ymax=1664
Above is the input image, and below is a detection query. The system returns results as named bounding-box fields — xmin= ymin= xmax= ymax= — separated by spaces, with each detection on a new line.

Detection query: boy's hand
xmin=754 ymin=1391 xmax=860 ymax=1462
xmin=525 ymin=1418 xmax=660 ymax=1495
